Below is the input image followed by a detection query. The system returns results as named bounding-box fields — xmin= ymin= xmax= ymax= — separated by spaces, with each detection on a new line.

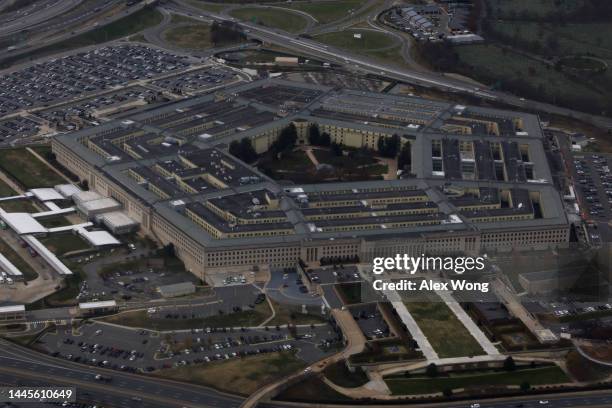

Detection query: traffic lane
xmin=261 ymin=392 xmax=612 ymax=408
xmin=0 ymin=371 xmax=171 ymax=408
xmin=165 ymin=4 xmax=491 ymax=97
xmin=0 ymin=364 xmax=212 ymax=408
xmin=0 ymin=342 xmax=243 ymax=408
xmin=0 ymin=0 xmax=82 ymax=35
xmin=170 ymin=1 xmax=612 ymax=131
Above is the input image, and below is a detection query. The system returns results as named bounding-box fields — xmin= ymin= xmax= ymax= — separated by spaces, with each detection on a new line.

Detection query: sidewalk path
xmin=435 ymin=287 xmax=500 ymax=356
xmin=383 ymin=288 xmax=438 ymax=361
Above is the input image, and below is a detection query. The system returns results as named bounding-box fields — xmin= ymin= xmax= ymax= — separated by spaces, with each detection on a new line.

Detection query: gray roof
xmin=53 ymin=78 xmax=568 ymax=250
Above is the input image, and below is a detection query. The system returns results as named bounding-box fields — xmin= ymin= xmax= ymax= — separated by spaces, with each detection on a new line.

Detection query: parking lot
xmin=266 ymin=268 xmax=323 ymax=306
xmin=39 ymin=320 xmax=339 ymax=374
xmin=348 ymin=303 xmax=391 ymax=340
xmin=0 ymin=45 xmax=191 ymax=116
xmin=571 ymin=153 xmax=612 ymax=244
xmin=305 ymin=265 xmax=361 ymax=285
xmin=147 ymin=285 xmax=263 ymax=319
xmin=0 ymin=115 xmax=45 ymax=146
xmin=36 ymin=86 xmax=163 ymax=131
xmin=284 ymin=72 xmax=390 ymax=93
xmin=77 ymin=242 xmax=200 ymax=303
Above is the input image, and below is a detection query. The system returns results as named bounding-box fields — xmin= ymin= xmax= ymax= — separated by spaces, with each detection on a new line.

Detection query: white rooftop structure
xmin=97 ymin=211 xmax=138 ymax=232
xmin=43 ymin=201 xmax=62 ymax=211
xmin=79 ymin=300 xmax=117 ymax=310
xmin=73 ymin=190 xmax=104 ymax=205
xmin=0 ymin=304 xmax=25 ymax=313
xmin=0 ymin=253 xmax=22 ymax=277
xmin=0 ymin=212 xmax=47 ymax=234
xmin=77 ymin=229 xmax=120 ymax=247
xmin=0 ymin=194 xmax=27 ymax=202
xmin=31 ymin=207 xmax=75 ymax=218
xmin=78 ymin=197 xmax=121 ymax=217
xmin=55 ymin=184 xmax=82 ymax=198
xmin=30 ymin=188 xmax=64 ymax=202
xmin=22 ymin=235 xmax=72 ymax=275
xmin=47 ymin=222 xmax=92 ymax=233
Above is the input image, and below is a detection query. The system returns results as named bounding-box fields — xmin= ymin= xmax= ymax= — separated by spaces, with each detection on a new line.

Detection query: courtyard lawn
xmin=404 ymin=298 xmax=484 ymax=358
xmin=229 ymin=7 xmax=308 ymax=33
xmin=0 ymin=199 xmax=39 ymax=213
xmin=37 ymin=216 xmax=71 ymax=229
xmin=39 ymin=234 xmax=90 ymax=257
xmin=153 ymin=351 xmax=306 ymax=395
xmin=385 ymin=366 xmax=569 ymax=395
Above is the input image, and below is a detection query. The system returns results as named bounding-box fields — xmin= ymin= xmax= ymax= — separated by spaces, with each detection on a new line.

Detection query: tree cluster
xmin=271 ymin=123 xmax=298 ymax=153
xmin=308 ymin=124 xmax=331 ymax=146
xmin=229 ymin=137 xmax=257 ymax=163
xmin=377 ymin=134 xmax=400 ymax=158
xmin=397 ymin=141 xmax=412 ymax=171
xmin=211 ymin=21 xmax=246 ymax=46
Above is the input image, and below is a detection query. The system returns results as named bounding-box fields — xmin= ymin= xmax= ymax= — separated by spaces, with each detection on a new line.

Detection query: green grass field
xmin=102 ymin=301 xmax=272 ymax=330
xmin=266 ymin=300 xmax=328 ymax=326
xmin=285 ymin=0 xmax=366 ymax=24
xmin=154 ymin=352 xmax=305 ymax=395
xmin=385 ymin=366 xmax=569 ymax=395
xmin=37 ymin=216 xmax=71 ymax=229
xmin=0 ymin=238 xmax=37 ymax=281
xmin=184 ymin=0 xmax=228 ymax=13
xmin=0 ymin=179 xmax=15 ymax=197
xmin=315 ymin=29 xmax=406 ymax=68
xmin=323 ymin=361 xmax=369 ymax=387
xmin=315 ymin=29 xmax=398 ymax=52
xmin=39 ymin=234 xmax=90 ymax=257
xmin=486 ymin=0 xmax=583 ymax=19
xmin=229 ymin=7 xmax=308 ymax=33
xmin=0 ymin=199 xmax=39 ymax=213
xmin=0 ymin=149 xmax=66 ymax=188
xmin=404 ymin=299 xmax=484 ymax=358
xmin=454 ymin=44 xmax=606 ymax=109
xmin=164 ymin=23 xmax=213 ymax=50
xmin=456 ymin=1 xmax=612 ymax=116
xmin=275 ymin=375 xmax=352 ymax=403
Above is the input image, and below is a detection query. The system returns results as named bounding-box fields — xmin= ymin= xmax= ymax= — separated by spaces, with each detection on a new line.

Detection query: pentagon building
xmin=53 ymin=78 xmax=569 ymax=280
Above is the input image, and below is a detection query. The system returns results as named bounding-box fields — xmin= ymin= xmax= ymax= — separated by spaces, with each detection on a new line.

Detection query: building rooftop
xmin=52 ymin=78 xmax=568 ymax=249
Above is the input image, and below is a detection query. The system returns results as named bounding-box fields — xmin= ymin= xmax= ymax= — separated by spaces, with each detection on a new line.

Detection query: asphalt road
xmin=0 ymin=338 xmax=243 ymax=408
xmin=0 ymin=0 xmax=82 ymax=36
xmin=0 ymin=0 xmax=145 ymax=64
xmin=261 ymin=391 xmax=612 ymax=408
xmin=170 ymin=0 xmax=612 ymax=131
